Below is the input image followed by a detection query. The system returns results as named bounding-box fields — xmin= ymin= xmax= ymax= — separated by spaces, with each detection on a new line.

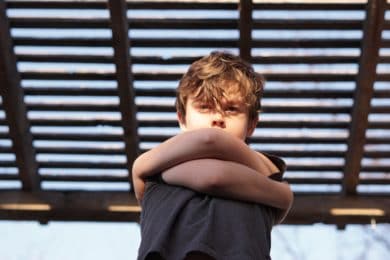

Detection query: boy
xmin=132 ymin=51 xmax=293 ymax=260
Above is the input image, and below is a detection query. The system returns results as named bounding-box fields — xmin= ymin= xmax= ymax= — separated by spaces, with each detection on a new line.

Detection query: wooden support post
xmin=107 ymin=0 xmax=139 ymax=191
xmin=239 ymin=0 xmax=253 ymax=62
xmin=342 ymin=0 xmax=386 ymax=195
xmin=0 ymin=1 xmax=40 ymax=191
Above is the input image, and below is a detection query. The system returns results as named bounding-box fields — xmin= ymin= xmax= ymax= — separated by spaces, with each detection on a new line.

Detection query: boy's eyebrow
xmin=224 ymin=98 xmax=245 ymax=106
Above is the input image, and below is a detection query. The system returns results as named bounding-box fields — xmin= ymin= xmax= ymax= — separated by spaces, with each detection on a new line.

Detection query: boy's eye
xmin=197 ymin=104 xmax=211 ymax=110
xmin=226 ymin=106 xmax=239 ymax=112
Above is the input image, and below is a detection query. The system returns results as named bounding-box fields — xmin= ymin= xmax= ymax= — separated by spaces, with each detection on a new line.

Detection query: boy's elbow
xmin=197 ymin=128 xmax=222 ymax=154
xmin=132 ymin=155 xmax=146 ymax=179
xmin=282 ymin=183 xmax=294 ymax=210
xmin=194 ymin=162 xmax=225 ymax=193
xmin=133 ymin=150 xmax=158 ymax=179
xmin=131 ymin=158 xmax=140 ymax=178
xmin=203 ymin=172 xmax=222 ymax=192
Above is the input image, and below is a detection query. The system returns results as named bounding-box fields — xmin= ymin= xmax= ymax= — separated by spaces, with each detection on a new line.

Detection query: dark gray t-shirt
xmin=137 ymin=152 xmax=286 ymax=260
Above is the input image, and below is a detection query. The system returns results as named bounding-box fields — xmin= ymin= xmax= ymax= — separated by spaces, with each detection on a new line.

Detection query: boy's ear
xmin=177 ymin=112 xmax=187 ymax=131
xmin=246 ymin=115 xmax=259 ymax=137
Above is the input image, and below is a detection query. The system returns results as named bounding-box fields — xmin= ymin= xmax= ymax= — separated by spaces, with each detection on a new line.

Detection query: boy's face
xmin=178 ymin=93 xmax=258 ymax=141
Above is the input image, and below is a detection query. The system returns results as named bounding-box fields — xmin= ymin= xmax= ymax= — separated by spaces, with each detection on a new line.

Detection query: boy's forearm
xmin=132 ymin=128 xmax=272 ymax=181
xmin=162 ymin=159 xmax=293 ymax=210
xmin=131 ymin=128 xmax=215 ymax=203
xmin=131 ymin=127 xmax=279 ymax=204
xmin=132 ymin=128 xmax=218 ymax=180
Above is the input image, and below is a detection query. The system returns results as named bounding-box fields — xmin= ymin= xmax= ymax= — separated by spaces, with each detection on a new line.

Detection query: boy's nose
xmin=211 ymin=115 xmax=226 ymax=128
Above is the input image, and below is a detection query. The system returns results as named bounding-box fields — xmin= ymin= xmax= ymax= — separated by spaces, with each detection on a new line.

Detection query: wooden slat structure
xmin=0 ymin=0 xmax=389 ymax=226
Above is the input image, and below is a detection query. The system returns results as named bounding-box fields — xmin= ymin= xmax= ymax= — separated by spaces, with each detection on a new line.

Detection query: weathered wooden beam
xmin=0 ymin=191 xmax=140 ymax=223
xmin=343 ymin=0 xmax=386 ymax=195
xmin=0 ymin=1 xmax=39 ymax=191
xmin=107 ymin=0 xmax=139 ymax=191
xmin=239 ymin=0 xmax=253 ymax=61
xmin=0 ymin=191 xmax=388 ymax=225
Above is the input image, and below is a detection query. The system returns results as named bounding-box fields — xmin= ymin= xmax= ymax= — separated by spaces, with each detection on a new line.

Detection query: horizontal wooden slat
xmin=283 ymin=178 xmax=390 ymax=185
xmin=252 ymin=39 xmax=361 ymax=48
xmin=16 ymin=54 xmax=114 ymax=64
xmin=0 ymin=191 xmax=388 ymax=225
xmin=0 ymin=175 xmax=18 ymax=181
xmin=17 ymin=54 xmax=115 ymax=63
xmin=358 ymin=179 xmax=390 ymax=185
xmin=140 ymin=136 xmax=390 ymax=145
xmin=9 ymin=18 xmax=109 ymax=29
xmin=253 ymin=20 xmax=362 ymax=30
xmin=25 ymin=87 xmax=353 ymax=97
xmin=31 ymin=147 xmax=390 ymax=159
xmin=253 ymin=3 xmax=365 ymax=11
xmin=19 ymin=103 xmax=390 ymax=114
xmin=29 ymin=147 xmax=390 ymax=158
xmin=0 ymin=161 xmax=17 ymax=167
xmin=285 ymin=178 xmax=390 ymax=185
xmin=23 ymin=87 xmax=390 ymax=99
xmin=10 ymin=18 xmax=237 ymax=30
xmin=36 ymin=147 xmax=125 ymax=155
xmin=0 ymin=146 xmax=12 ymax=153
xmin=0 ymin=132 xmax=10 ymax=138
xmin=13 ymin=37 xmax=112 ymax=47
xmin=5 ymin=145 xmax=389 ymax=158
xmin=5 ymin=0 xmax=107 ymax=9
xmin=6 ymin=1 xmax=237 ymax=10
xmin=40 ymin=175 xmax=128 ymax=182
xmin=21 ymin=71 xmax=116 ymax=80
xmin=32 ymin=133 xmax=122 ymax=142
xmin=1 ymin=164 xmax=389 ymax=174
xmin=134 ymin=73 xmax=355 ymax=82
xmin=138 ymin=19 xmax=234 ymax=30
xmin=2 ymin=118 xmax=390 ymax=130
xmin=24 ymin=87 xmax=118 ymax=96
xmin=31 ymin=133 xmax=350 ymax=144
xmin=20 ymin=71 xmax=358 ymax=82
xmin=285 ymin=165 xmax=343 ymax=172
xmin=26 ymin=119 xmax=350 ymax=128
xmin=5 ymin=1 xmax=367 ymax=11
xmin=13 ymin=37 xmax=362 ymax=49
xmin=37 ymin=161 xmax=126 ymax=169
xmin=252 ymin=56 xmax=359 ymax=64
xmin=384 ymin=20 xmax=390 ymax=29
xmin=33 ymin=147 xmax=348 ymax=157
xmin=10 ymin=175 xmax=390 ymax=186
xmin=381 ymin=39 xmax=390 ymax=47
xmin=289 ymin=165 xmax=390 ymax=172
xmin=12 ymin=54 xmax=390 ymax=67
xmin=17 ymin=54 xmax=380 ymax=65
xmin=18 ymin=71 xmax=390 ymax=82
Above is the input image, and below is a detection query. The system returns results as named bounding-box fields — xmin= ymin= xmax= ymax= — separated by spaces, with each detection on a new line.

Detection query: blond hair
xmin=175 ymin=51 xmax=264 ymax=123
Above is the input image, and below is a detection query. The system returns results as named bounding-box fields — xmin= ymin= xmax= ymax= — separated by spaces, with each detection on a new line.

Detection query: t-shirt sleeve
xmin=260 ymin=151 xmax=287 ymax=182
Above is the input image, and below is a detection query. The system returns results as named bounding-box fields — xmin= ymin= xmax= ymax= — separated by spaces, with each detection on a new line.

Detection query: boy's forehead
xmin=189 ymin=93 xmax=244 ymax=104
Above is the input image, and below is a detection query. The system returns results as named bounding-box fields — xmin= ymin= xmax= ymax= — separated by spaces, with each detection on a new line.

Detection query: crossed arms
xmin=132 ymin=127 xmax=293 ymax=223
